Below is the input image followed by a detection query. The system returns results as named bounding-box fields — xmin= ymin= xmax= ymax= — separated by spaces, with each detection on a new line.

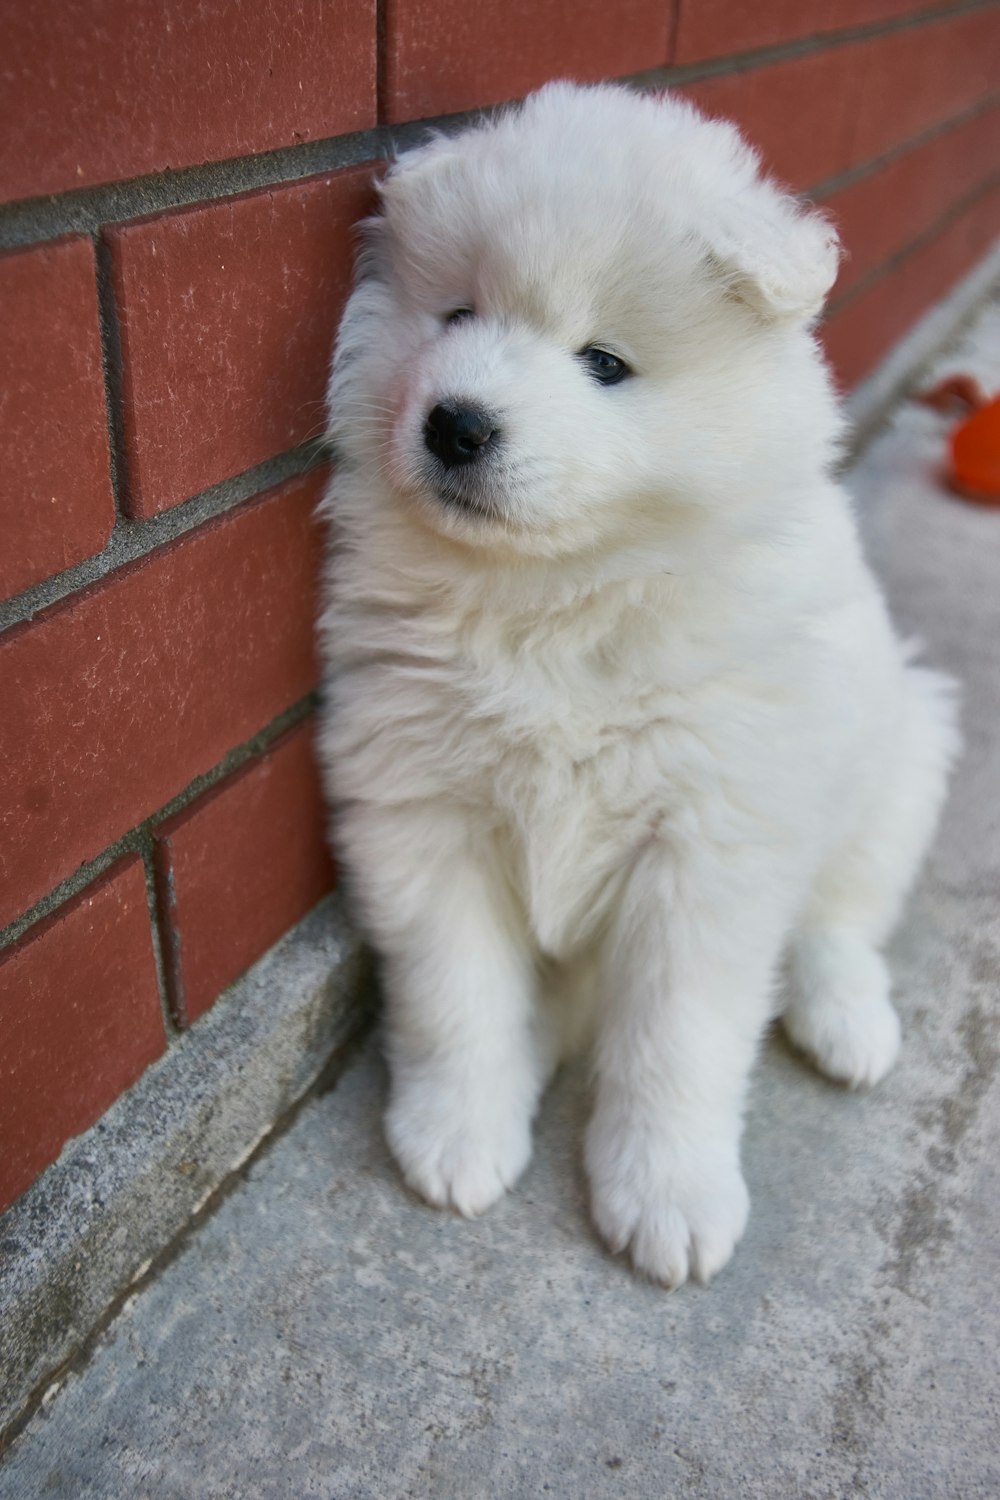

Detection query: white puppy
xmin=317 ymin=83 xmax=959 ymax=1287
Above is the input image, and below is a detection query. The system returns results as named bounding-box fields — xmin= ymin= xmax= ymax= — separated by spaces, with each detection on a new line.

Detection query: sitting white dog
xmin=317 ymin=82 xmax=959 ymax=1287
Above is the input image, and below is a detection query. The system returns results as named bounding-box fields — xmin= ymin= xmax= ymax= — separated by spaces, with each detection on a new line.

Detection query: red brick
xmin=0 ymin=238 xmax=115 ymax=602
xmin=107 ymin=167 xmax=373 ymax=516
xmin=823 ymin=183 xmax=1000 ymax=388
xmin=825 ymin=102 xmax=1000 ymax=300
xmin=154 ymin=721 xmax=334 ymax=1025
xmin=850 ymin=8 xmax=1000 ymax=172
xmin=674 ymin=0 xmax=936 ymax=64
xmin=383 ymin=0 xmax=673 ymax=123
xmin=681 ymin=9 xmax=1000 ymax=191
xmin=0 ymin=469 xmax=326 ymax=931
xmin=0 ymin=857 xmax=164 ymax=1213
xmin=0 ymin=0 xmax=376 ymax=204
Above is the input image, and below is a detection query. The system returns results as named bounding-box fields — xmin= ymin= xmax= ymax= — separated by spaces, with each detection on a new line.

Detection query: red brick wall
xmin=2 ymin=0 xmax=998 ymax=1214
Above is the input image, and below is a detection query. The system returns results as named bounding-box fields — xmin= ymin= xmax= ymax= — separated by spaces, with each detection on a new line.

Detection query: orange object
xmin=950 ymin=392 xmax=1000 ymax=507
xmin=915 ymin=376 xmax=1000 ymax=507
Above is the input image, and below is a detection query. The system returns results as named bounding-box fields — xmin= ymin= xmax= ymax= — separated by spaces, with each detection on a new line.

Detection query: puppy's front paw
xmin=385 ymin=1075 xmax=533 ymax=1218
xmin=586 ymin=1116 xmax=749 ymax=1288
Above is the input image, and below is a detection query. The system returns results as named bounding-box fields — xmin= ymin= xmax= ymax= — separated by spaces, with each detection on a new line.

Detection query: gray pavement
xmin=2 ymin=301 xmax=999 ymax=1499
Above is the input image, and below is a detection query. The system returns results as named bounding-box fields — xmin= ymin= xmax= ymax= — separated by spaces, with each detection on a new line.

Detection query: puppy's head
xmin=330 ymin=83 xmax=842 ymax=558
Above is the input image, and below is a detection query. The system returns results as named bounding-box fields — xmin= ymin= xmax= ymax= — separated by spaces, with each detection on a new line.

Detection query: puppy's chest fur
xmin=332 ymin=571 xmax=832 ymax=957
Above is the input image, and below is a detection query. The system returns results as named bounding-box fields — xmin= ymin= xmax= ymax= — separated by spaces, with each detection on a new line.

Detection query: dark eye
xmin=579 ymin=346 xmax=631 ymax=385
xmin=445 ymin=306 xmax=474 ymax=326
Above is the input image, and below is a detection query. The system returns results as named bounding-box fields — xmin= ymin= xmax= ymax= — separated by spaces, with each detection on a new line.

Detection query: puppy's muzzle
xmin=424 ymin=401 xmax=501 ymax=469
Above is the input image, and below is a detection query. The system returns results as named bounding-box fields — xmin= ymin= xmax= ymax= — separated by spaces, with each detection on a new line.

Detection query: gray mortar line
xmin=93 ymin=233 xmax=131 ymax=520
xmin=810 ymin=93 xmax=1000 ymax=205
xmin=0 ymin=440 xmax=327 ymax=636
xmin=0 ymin=123 xmax=434 ymax=253
xmin=0 ymin=0 xmax=992 ymax=252
xmin=826 ymin=174 xmax=1000 ymax=319
xmin=148 ymin=835 xmax=186 ymax=1031
xmin=0 ymin=694 xmax=319 ymax=956
xmin=139 ymin=836 xmax=181 ymax=1042
xmin=625 ymin=0 xmax=996 ymax=95
xmin=375 ymin=0 xmax=388 ymax=127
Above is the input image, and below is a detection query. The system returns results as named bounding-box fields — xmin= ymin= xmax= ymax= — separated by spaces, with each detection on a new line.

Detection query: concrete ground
xmin=3 ymin=302 xmax=999 ymax=1500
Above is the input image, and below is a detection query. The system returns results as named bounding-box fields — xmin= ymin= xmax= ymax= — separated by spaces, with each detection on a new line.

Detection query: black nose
xmin=424 ymin=402 xmax=499 ymax=468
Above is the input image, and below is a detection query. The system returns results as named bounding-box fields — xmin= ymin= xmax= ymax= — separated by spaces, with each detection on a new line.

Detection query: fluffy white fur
xmin=316 ymin=83 xmax=959 ymax=1287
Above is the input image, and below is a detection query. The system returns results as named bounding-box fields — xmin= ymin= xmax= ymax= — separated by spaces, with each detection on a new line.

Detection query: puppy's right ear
xmin=702 ymin=182 xmax=840 ymax=325
xmin=650 ymin=91 xmax=839 ymax=322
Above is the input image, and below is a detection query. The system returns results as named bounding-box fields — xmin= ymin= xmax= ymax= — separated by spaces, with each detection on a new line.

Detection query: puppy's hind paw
xmin=784 ymin=933 xmax=900 ymax=1088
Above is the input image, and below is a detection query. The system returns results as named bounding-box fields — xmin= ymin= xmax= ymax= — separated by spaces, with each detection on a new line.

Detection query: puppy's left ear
xmin=705 ymin=185 xmax=840 ymax=324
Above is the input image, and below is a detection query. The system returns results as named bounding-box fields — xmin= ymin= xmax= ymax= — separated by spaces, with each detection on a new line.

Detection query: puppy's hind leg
xmin=783 ymin=663 xmax=960 ymax=1088
xmin=784 ymin=928 xmax=900 ymax=1089
xmin=340 ymin=802 xmax=544 ymax=1217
